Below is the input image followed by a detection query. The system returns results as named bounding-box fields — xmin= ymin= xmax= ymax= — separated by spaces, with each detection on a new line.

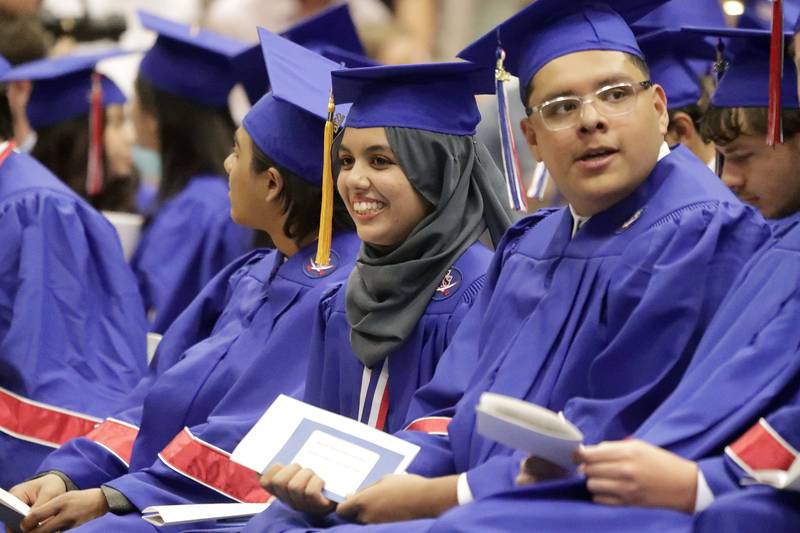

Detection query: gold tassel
xmin=315 ymin=90 xmax=336 ymax=266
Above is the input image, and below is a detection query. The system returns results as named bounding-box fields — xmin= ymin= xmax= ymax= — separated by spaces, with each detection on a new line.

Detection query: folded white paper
xmin=475 ymin=392 xmax=584 ymax=471
xmin=747 ymin=458 xmax=800 ymax=492
xmin=0 ymin=487 xmax=29 ymax=533
xmin=141 ymin=502 xmax=269 ymax=526
xmin=231 ymin=394 xmax=420 ymax=502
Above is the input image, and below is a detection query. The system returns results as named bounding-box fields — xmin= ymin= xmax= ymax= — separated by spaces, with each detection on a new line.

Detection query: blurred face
xmin=520 ymin=50 xmax=669 ymax=216
xmin=717 ymin=130 xmax=800 ymax=219
xmin=337 ymin=127 xmax=432 ymax=247
xmin=224 ymin=127 xmax=271 ymax=229
xmin=130 ymin=88 xmax=159 ymax=150
xmin=104 ymin=105 xmax=134 ymax=177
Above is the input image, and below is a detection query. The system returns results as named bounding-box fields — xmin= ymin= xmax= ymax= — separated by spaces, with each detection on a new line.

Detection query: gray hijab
xmin=345 ymin=126 xmax=519 ymax=368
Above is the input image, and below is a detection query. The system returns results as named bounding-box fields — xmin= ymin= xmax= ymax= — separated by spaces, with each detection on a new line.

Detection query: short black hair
xmin=249 ymin=140 xmax=354 ymax=243
xmin=0 ymin=88 xmax=12 ymax=140
xmin=700 ymin=106 xmax=800 ymax=146
xmin=523 ymin=52 xmax=651 ymax=107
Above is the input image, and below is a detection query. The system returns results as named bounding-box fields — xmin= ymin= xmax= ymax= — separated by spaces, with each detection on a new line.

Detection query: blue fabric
xmin=0 ymin=50 xmax=129 ymax=129
xmin=38 ymin=249 xmax=276 ymax=488
xmin=101 ymin=234 xmax=362 ymax=513
xmin=304 ymin=241 xmax=492 ymax=435
xmin=398 ymin=146 xmax=769 ymax=501
xmin=40 ymin=233 xmax=359 ymax=500
xmin=331 ymin=63 xmax=494 ymax=136
xmin=130 ymin=175 xmax=253 ymax=334
xmin=693 ymin=485 xmax=800 ymax=532
xmin=0 ymin=150 xmax=147 ymax=487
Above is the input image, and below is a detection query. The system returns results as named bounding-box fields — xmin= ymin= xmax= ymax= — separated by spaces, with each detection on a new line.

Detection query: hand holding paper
xmin=0 ymin=487 xmax=29 ymax=533
xmin=475 ymin=392 xmax=583 ymax=471
xmin=232 ymin=395 xmax=419 ymax=504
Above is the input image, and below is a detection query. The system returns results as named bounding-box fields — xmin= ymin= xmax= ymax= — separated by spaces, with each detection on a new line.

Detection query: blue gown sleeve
xmin=35 ymin=253 xmax=262 ymax=489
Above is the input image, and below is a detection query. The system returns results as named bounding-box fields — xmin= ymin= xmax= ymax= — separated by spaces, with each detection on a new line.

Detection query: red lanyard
xmin=0 ymin=141 xmax=16 ymax=168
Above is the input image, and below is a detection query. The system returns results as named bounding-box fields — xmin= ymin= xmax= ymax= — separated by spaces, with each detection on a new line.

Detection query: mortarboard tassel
xmin=495 ymin=46 xmax=527 ymax=212
xmin=315 ymin=91 xmax=336 ymax=266
xmin=767 ymin=0 xmax=784 ymax=146
xmin=86 ymin=71 xmax=104 ymax=197
xmin=713 ymin=38 xmax=728 ymax=177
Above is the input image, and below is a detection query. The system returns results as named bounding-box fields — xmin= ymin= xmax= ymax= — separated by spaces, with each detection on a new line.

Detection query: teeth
xmin=353 ymin=201 xmax=385 ymax=214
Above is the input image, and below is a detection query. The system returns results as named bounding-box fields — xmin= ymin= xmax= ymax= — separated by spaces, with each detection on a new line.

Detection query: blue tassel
xmin=496 ymin=47 xmax=527 ymax=211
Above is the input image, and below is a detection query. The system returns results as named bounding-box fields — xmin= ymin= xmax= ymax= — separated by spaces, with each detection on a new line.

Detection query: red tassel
xmin=86 ymin=71 xmax=104 ymax=196
xmin=767 ymin=0 xmax=784 ymax=146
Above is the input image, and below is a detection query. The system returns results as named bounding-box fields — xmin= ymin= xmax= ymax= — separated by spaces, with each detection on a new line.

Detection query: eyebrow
xmin=538 ymin=75 xmax=636 ymax=103
xmin=338 ymin=144 xmax=394 ymax=154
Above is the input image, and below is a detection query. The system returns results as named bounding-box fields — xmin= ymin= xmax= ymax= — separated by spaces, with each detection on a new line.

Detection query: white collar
xmin=569 ymin=143 xmax=671 ymax=238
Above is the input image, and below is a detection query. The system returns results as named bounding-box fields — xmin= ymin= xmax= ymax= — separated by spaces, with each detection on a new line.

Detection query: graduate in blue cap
xmin=692 ymin=27 xmax=800 ymax=224
xmin=246 ymin=1 xmax=772 ymax=530
xmin=0 ymin=55 xmax=148 ymax=489
xmin=7 ymin=29 xmax=362 ymax=533
xmin=246 ymin=56 xmax=517 ymax=532
xmin=0 ymin=50 xmax=141 ymax=213
xmin=637 ymin=28 xmax=718 ymax=169
xmin=129 ymin=11 xmax=255 ymax=334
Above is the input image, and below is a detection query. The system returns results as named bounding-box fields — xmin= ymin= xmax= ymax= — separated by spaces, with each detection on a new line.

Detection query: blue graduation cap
xmin=637 ymin=28 xmax=716 ymax=109
xmin=632 ymin=0 xmax=725 ymax=33
xmin=0 ymin=50 xmax=128 ymax=129
xmin=138 ymin=10 xmax=249 ymax=107
xmin=684 ymin=26 xmax=799 ymax=109
xmin=235 ymin=3 xmax=374 ymax=104
xmin=244 ymin=26 xmax=350 ymax=186
xmin=458 ymin=0 xmax=671 ymax=104
xmin=331 ymin=62 xmax=494 ymax=136
xmin=244 ymin=27 xmax=353 ymax=266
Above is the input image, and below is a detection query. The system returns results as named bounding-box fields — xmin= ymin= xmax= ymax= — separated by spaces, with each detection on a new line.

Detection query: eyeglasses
xmin=526 ymin=80 xmax=654 ymax=131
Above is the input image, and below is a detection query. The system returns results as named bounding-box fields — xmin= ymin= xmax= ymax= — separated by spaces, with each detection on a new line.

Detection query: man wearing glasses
xmin=252 ymin=2 xmax=772 ymax=530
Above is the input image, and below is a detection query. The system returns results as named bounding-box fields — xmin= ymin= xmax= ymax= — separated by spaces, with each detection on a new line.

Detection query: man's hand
xmin=19 ymin=488 xmax=108 ymax=533
xmin=576 ymin=439 xmax=698 ymax=513
xmin=9 ymin=475 xmax=67 ymax=509
xmin=515 ymin=455 xmax=570 ymax=485
xmin=259 ymin=464 xmax=336 ymax=516
xmin=336 ymin=474 xmax=458 ymax=524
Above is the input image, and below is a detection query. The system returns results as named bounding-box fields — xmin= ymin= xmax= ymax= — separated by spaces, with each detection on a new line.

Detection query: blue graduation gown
xmin=131 ymin=175 xmax=254 ymax=334
xmin=304 ymin=241 xmax=492 ymax=434
xmin=37 ymin=233 xmax=360 ymax=496
xmin=0 ymin=150 xmax=148 ymax=487
xmin=392 ymin=212 xmax=800 ymax=533
xmin=59 ymin=233 xmax=361 ymax=533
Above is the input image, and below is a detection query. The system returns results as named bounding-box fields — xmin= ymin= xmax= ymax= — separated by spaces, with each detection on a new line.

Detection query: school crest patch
xmin=303 ymin=250 xmax=340 ymax=279
xmin=432 ymin=267 xmax=462 ymax=301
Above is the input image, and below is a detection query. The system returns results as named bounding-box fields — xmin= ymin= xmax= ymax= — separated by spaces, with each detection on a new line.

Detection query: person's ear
xmin=264 ymin=166 xmax=285 ymax=204
xmin=666 ymin=112 xmax=696 ymax=145
xmin=651 ymin=84 xmax=669 ymax=136
xmin=520 ymin=117 xmax=540 ymax=159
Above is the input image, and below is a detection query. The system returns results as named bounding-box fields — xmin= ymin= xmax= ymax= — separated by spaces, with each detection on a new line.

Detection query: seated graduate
xmin=247 ymin=1 xmax=777 ymax=530
xmin=697 ymin=29 xmax=800 ymax=226
xmin=0 ymin=55 xmax=148 ymax=488
xmin=423 ymin=26 xmax=800 ymax=533
xmin=256 ymin=60 xmax=517 ymax=518
xmin=0 ymin=50 xmax=140 ymax=213
xmin=129 ymin=11 xmax=255 ymax=334
xmin=7 ymin=31 xmax=361 ymax=533
xmin=636 ymin=28 xmax=718 ymax=170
